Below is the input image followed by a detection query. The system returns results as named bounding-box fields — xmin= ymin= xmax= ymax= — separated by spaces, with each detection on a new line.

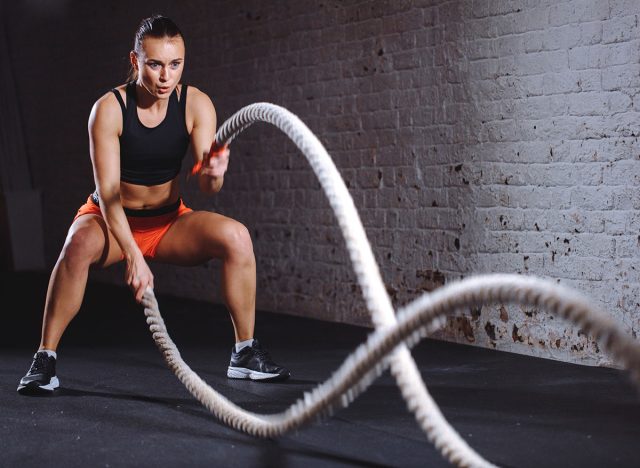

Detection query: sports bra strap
xmin=111 ymin=88 xmax=126 ymax=113
xmin=179 ymin=85 xmax=188 ymax=114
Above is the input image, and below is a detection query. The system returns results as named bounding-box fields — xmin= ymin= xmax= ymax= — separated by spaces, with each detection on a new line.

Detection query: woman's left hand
xmin=196 ymin=145 xmax=229 ymax=193
xmin=200 ymin=146 xmax=230 ymax=179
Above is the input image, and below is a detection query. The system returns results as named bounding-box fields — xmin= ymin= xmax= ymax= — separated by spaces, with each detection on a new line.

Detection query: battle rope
xmin=141 ymin=103 xmax=640 ymax=468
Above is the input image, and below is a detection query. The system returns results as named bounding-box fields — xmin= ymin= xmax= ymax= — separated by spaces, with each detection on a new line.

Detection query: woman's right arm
xmin=88 ymin=93 xmax=154 ymax=302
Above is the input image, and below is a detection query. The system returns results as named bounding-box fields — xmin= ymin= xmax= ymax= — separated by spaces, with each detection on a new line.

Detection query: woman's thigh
xmin=67 ymin=214 xmax=123 ymax=268
xmin=153 ymin=211 xmax=253 ymax=266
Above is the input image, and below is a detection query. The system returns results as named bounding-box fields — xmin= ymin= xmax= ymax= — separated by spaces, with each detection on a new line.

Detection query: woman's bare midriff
xmin=120 ymin=179 xmax=181 ymax=210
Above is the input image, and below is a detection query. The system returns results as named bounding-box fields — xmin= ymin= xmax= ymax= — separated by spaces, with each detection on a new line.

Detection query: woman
xmin=18 ymin=15 xmax=289 ymax=394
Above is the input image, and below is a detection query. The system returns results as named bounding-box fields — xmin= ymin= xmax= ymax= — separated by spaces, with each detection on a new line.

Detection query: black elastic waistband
xmin=91 ymin=191 xmax=181 ymax=218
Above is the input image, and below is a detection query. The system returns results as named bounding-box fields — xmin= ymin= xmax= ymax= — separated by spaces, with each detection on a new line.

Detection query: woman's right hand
xmin=125 ymin=250 xmax=154 ymax=303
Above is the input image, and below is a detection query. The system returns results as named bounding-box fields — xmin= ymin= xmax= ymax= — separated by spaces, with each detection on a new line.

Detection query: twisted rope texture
xmin=141 ymin=103 xmax=640 ymax=468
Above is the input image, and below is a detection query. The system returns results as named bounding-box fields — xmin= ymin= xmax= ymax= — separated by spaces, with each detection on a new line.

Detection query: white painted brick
xmin=612 ymin=186 xmax=640 ymax=210
xmin=512 ymin=94 xmax=568 ymax=119
xmin=615 ymin=236 xmax=640 ymax=257
xmin=465 ymin=16 xmax=500 ymax=39
xmin=610 ymin=0 xmax=640 ymax=16
xmin=569 ymin=41 xmax=639 ymax=70
xmin=515 ymin=49 xmax=569 ymax=75
xmin=542 ymin=70 xmax=600 ymax=94
xmin=511 ymin=7 xmax=550 ymax=34
xmin=567 ymin=91 xmax=633 ymax=116
xmin=570 ymin=186 xmax=615 ymax=210
xmin=550 ymin=1 xmax=610 ymax=27
xmin=603 ymin=63 xmax=640 ymax=90
xmin=602 ymin=159 xmax=640 ymax=185
xmin=604 ymin=211 xmax=629 ymax=235
xmin=578 ymin=20 xmax=604 ymax=46
xmin=543 ymin=24 xmax=582 ymax=50
xmin=603 ymin=14 xmax=640 ymax=44
xmin=471 ymin=0 xmax=494 ymax=19
xmin=467 ymin=37 xmax=497 ymax=60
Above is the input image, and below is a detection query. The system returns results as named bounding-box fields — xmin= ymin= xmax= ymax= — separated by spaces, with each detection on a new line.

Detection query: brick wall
xmin=6 ymin=0 xmax=639 ymax=366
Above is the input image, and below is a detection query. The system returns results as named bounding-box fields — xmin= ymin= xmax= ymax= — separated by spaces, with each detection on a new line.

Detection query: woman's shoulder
xmin=183 ymin=84 xmax=213 ymax=104
xmin=183 ymin=84 xmax=216 ymax=116
xmin=93 ymin=84 xmax=127 ymax=109
xmin=89 ymin=84 xmax=127 ymax=127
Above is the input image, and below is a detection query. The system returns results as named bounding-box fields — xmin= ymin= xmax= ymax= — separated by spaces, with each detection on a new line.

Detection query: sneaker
xmin=227 ymin=339 xmax=290 ymax=382
xmin=17 ymin=351 xmax=60 ymax=395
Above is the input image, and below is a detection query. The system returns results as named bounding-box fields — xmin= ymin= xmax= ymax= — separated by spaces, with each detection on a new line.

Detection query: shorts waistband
xmin=91 ymin=191 xmax=182 ymax=218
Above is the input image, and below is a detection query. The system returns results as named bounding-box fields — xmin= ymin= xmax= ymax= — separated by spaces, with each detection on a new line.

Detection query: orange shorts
xmin=74 ymin=194 xmax=193 ymax=258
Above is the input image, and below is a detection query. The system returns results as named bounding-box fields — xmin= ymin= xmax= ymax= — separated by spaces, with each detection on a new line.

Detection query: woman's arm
xmin=88 ymin=92 xmax=154 ymax=301
xmin=188 ymin=87 xmax=229 ymax=194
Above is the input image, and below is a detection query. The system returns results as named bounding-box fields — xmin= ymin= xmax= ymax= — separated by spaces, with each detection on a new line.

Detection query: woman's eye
xmin=170 ymin=62 xmax=181 ymax=69
xmin=148 ymin=63 xmax=160 ymax=69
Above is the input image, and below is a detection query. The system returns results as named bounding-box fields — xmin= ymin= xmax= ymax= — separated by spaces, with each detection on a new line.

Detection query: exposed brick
xmin=602 ymin=14 xmax=640 ymax=44
xmin=7 ymin=0 xmax=638 ymax=368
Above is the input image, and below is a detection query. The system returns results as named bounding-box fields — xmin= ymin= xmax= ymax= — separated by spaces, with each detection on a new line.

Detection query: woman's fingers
xmin=135 ymin=282 xmax=146 ymax=303
xmin=133 ymin=277 xmax=149 ymax=303
xmin=126 ymin=260 xmax=154 ymax=303
xmin=202 ymin=150 xmax=229 ymax=177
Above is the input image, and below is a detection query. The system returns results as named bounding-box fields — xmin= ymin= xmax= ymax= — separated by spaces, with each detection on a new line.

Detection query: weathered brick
xmin=7 ymin=0 xmax=638 ymax=369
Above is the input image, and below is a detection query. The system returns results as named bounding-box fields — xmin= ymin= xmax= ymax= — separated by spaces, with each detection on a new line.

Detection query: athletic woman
xmin=18 ymin=15 xmax=289 ymax=394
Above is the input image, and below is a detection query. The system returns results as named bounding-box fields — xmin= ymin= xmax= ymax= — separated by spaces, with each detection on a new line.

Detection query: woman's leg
xmin=40 ymin=214 xmax=123 ymax=351
xmin=154 ymin=210 xmax=289 ymax=381
xmin=154 ymin=211 xmax=256 ymax=342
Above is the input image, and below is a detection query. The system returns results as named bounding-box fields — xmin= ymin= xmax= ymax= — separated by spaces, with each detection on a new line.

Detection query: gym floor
xmin=2 ymin=271 xmax=639 ymax=467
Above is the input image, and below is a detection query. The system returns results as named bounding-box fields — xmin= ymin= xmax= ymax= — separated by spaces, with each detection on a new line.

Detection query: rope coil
xmin=142 ymin=103 xmax=640 ymax=468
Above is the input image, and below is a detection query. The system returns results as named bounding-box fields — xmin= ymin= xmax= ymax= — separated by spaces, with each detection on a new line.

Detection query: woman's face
xmin=131 ymin=36 xmax=185 ymax=98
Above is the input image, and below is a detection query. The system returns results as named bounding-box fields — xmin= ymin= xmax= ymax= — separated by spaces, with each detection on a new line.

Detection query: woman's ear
xmin=129 ymin=50 xmax=139 ymax=71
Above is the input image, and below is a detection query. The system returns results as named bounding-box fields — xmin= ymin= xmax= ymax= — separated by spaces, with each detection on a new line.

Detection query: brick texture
xmin=5 ymin=0 xmax=639 ymax=366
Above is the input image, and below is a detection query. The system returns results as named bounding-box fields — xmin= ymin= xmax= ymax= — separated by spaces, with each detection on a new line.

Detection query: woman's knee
xmin=221 ymin=222 xmax=254 ymax=263
xmin=60 ymin=224 xmax=105 ymax=267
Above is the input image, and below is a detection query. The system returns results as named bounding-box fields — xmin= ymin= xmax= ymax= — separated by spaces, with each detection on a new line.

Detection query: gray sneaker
xmin=17 ymin=351 xmax=60 ymax=395
xmin=227 ymin=339 xmax=290 ymax=381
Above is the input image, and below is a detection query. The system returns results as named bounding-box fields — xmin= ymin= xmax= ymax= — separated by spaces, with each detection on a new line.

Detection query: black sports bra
xmin=110 ymin=82 xmax=190 ymax=186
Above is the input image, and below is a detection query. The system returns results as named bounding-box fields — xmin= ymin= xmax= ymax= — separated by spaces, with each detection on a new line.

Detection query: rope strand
xmin=142 ymin=103 xmax=639 ymax=468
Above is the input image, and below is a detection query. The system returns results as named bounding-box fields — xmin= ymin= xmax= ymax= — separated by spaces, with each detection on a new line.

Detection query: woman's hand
xmin=125 ymin=250 xmax=154 ymax=303
xmin=200 ymin=145 xmax=230 ymax=178
xmin=197 ymin=145 xmax=230 ymax=193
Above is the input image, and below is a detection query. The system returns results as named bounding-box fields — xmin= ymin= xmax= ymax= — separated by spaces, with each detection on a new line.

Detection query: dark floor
xmin=2 ymin=271 xmax=639 ymax=468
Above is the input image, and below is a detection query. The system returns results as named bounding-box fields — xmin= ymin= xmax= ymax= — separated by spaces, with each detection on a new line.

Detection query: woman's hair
xmin=127 ymin=14 xmax=184 ymax=82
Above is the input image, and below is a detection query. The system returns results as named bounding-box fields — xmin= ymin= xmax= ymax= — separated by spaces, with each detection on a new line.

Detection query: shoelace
xmin=29 ymin=353 xmax=49 ymax=374
xmin=252 ymin=347 xmax=274 ymax=363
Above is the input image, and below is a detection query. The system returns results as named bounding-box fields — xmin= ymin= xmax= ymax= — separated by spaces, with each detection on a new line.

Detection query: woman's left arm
xmin=188 ymin=87 xmax=229 ymax=194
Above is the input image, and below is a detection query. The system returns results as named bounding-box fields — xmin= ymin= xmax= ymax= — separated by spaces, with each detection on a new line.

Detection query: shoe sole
xmin=227 ymin=367 xmax=289 ymax=381
xmin=17 ymin=377 xmax=59 ymax=395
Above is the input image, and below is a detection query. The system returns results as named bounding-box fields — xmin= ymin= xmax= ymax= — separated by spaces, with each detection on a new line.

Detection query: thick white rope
xmin=141 ymin=103 xmax=640 ymax=468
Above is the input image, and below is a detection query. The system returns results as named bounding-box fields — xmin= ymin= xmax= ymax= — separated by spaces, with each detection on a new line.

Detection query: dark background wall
xmin=2 ymin=0 xmax=639 ymax=366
